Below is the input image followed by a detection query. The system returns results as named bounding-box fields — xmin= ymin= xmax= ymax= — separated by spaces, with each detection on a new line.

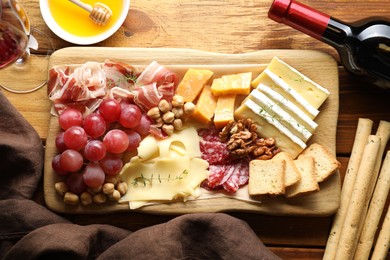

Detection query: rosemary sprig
xmin=131 ymin=169 xmax=189 ymax=187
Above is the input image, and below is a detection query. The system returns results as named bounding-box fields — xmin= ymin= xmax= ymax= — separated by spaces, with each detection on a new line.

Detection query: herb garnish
xmin=131 ymin=169 xmax=189 ymax=187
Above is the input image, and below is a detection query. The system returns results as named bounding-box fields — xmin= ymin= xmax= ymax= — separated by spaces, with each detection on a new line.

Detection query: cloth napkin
xmin=0 ymin=90 xmax=280 ymax=259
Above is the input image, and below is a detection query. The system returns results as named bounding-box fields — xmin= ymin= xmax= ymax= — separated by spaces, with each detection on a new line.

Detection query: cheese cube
xmin=211 ymin=72 xmax=251 ymax=97
xmin=191 ymin=84 xmax=218 ymax=125
xmin=234 ymin=99 xmax=306 ymax=159
xmin=214 ymin=94 xmax=236 ymax=129
xmin=175 ymin=69 xmax=214 ymax=102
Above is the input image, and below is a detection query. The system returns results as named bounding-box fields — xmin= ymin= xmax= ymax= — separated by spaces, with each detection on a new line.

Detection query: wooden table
xmin=3 ymin=0 xmax=390 ymax=259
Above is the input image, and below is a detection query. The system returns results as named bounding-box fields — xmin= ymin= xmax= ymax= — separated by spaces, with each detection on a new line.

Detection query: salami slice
xmin=222 ymin=160 xmax=249 ymax=193
xmin=199 ymin=140 xmax=230 ymax=164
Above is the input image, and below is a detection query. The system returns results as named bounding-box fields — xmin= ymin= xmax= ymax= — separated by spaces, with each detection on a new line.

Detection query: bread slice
xmin=273 ymin=152 xmax=301 ymax=187
xmin=298 ymin=143 xmax=341 ymax=183
xmin=248 ymin=159 xmax=286 ymax=196
xmin=285 ymin=156 xmax=319 ymax=198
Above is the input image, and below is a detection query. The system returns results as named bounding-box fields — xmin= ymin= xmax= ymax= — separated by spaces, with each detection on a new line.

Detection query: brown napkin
xmin=0 ymin=91 xmax=280 ymax=259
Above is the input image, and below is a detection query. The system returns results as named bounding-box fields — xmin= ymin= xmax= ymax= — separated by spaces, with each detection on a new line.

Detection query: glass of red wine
xmin=0 ymin=0 xmax=53 ymax=93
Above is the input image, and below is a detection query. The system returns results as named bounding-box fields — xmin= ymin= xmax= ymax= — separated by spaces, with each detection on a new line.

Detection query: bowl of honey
xmin=40 ymin=0 xmax=130 ymax=45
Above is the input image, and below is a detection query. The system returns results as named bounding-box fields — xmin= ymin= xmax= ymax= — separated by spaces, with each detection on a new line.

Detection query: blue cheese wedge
xmin=248 ymin=88 xmax=313 ymax=142
xmin=256 ymin=83 xmax=318 ymax=133
xmin=252 ymin=68 xmax=319 ymax=119
xmin=234 ymin=98 xmax=306 ymax=158
xmin=266 ymin=57 xmax=330 ymax=109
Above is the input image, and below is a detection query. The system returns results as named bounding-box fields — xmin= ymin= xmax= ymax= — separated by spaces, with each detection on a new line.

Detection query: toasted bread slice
xmin=273 ymin=152 xmax=301 ymax=187
xmin=298 ymin=143 xmax=341 ymax=183
xmin=285 ymin=156 xmax=319 ymax=198
xmin=248 ymin=158 xmax=286 ymax=196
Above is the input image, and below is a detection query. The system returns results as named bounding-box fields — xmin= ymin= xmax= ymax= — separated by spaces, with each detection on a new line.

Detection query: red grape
xmin=66 ymin=172 xmax=87 ymax=194
xmin=55 ymin=132 xmax=68 ymax=153
xmin=98 ymin=98 xmax=121 ymax=123
xmin=133 ymin=114 xmax=152 ymax=136
xmin=119 ymin=103 xmax=142 ymax=128
xmin=60 ymin=149 xmax=84 ymax=172
xmin=83 ymin=162 xmax=105 ymax=188
xmin=100 ymin=155 xmax=123 ymax=176
xmin=59 ymin=108 xmax=83 ymax=130
xmin=52 ymin=154 xmax=68 ymax=176
xmin=103 ymin=129 xmax=129 ymax=154
xmin=125 ymin=130 xmax=141 ymax=152
xmin=84 ymin=140 xmax=106 ymax=162
xmin=63 ymin=126 xmax=88 ymax=150
xmin=83 ymin=113 xmax=106 ymax=138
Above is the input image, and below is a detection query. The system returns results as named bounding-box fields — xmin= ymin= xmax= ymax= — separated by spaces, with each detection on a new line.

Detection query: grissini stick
xmin=68 ymin=0 xmax=112 ymax=26
xmin=334 ymin=135 xmax=381 ymax=260
xmin=323 ymin=118 xmax=373 ymax=260
xmin=371 ymin=201 xmax=390 ymax=260
xmin=354 ymin=122 xmax=390 ymax=259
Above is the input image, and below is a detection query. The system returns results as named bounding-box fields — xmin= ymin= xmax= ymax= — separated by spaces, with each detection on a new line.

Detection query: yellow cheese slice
xmin=191 ymin=84 xmax=218 ymax=125
xmin=119 ymin=156 xmax=209 ymax=202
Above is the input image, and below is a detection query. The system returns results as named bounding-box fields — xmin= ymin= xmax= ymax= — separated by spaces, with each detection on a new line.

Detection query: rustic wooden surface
xmin=44 ymin=48 xmax=340 ymax=216
xmin=3 ymin=0 xmax=390 ymax=259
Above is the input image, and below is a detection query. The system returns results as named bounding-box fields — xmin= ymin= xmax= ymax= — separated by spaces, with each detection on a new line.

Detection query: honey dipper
xmin=68 ymin=0 xmax=112 ymax=26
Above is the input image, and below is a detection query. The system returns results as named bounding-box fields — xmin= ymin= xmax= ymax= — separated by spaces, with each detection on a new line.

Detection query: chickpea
xmin=102 ymin=183 xmax=115 ymax=195
xmin=158 ymin=99 xmax=172 ymax=113
xmin=172 ymin=107 xmax=184 ymax=118
xmin=173 ymin=118 xmax=183 ymax=130
xmin=162 ymin=124 xmax=175 ymax=136
xmin=54 ymin=182 xmax=68 ymax=196
xmin=172 ymin=95 xmax=185 ymax=107
xmin=162 ymin=111 xmax=175 ymax=123
xmin=105 ymin=175 xmax=120 ymax=185
xmin=108 ymin=190 xmax=121 ymax=201
xmin=147 ymin=107 xmax=161 ymax=119
xmin=80 ymin=192 xmax=93 ymax=206
xmin=64 ymin=192 xmax=79 ymax=205
xmin=183 ymin=102 xmax=196 ymax=115
xmin=88 ymin=185 xmax=102 ymax=195
xmin=93 ymin=193 xmax=107 ymax=204
xmin=116 ymin=181 xmax=128 ymax=195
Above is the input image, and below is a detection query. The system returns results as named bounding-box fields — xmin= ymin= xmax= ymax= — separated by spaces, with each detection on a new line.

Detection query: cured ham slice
xmin=103 ymin=59 xmax=141 ymax=90
xmin=133 ymin=82 xmax=163 ymax=111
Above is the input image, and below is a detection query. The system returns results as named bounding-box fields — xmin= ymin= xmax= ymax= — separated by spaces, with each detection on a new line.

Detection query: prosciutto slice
xmin=133 ymin=61 xmax=177 ymax=111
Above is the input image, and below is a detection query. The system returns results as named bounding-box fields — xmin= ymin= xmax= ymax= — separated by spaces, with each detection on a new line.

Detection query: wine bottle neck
xmin=268 ymin=0 xmax=331 ymax=40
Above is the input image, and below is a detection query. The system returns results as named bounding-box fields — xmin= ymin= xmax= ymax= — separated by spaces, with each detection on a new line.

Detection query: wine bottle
xmin=268 ymin=0 xmax=390 ymax=89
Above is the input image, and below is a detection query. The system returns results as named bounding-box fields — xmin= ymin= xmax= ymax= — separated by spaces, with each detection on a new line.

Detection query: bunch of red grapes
xmin=52 ymin=99 xmax=152 ymax=195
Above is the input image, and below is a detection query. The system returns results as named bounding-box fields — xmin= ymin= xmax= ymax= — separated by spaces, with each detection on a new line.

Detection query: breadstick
xmin=354 ymin=122 xmax=390 ymax=259
xmin=334 ymin=135 xmax=381 ymax=260
xmin=371 ymin=202 xmax=390 ymax=260
xmin=323 ymin=118 xmax=373 ymax=260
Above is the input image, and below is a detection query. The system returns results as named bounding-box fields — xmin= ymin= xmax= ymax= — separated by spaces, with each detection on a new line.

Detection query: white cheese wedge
xmin=256 ymin=83 xmax=318 ymax=133
xmin=119 ymin=156 xmax=209 ymax=202
xmin=252 ymin=69 xmax=319 ymax=119
xmin=266 ymin=57 xmax=330 ymax=109
xmin=248 ymin=88 xmax=312 ymax=142
xmin=234 ymin=99 xmax=306 ymax=158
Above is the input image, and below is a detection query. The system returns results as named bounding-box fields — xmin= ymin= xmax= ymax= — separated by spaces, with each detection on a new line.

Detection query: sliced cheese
xmin=136 ymin=127 xmax=201 ymax=161
xmin=175 ymin=69 xmax=214 ymax=102
xmin=119 ymin=156 xmax=209 ymax=202
xmin=248 ymin=88 xmax=312 ymax=142
xmin=252 ymin=69 xmax=319 ymax=119
xmin=214 ymin=94 xmax=236 ymax=129
xmin=211 ymin=72 xmax=251 ymax=96
xmin=191 ymin=84 xmax=218 ymax=125
xmin=266 ymin=57 xmax=330 ymax=109
xmin=257 ymin=83 xmax=318 ymax=133
xmin=234 ymin=99 xmax=306 ymax=159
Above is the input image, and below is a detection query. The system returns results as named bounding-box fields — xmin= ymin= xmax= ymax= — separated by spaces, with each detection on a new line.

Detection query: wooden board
xmin=44 ymin=47 xmax=340 ymax=216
